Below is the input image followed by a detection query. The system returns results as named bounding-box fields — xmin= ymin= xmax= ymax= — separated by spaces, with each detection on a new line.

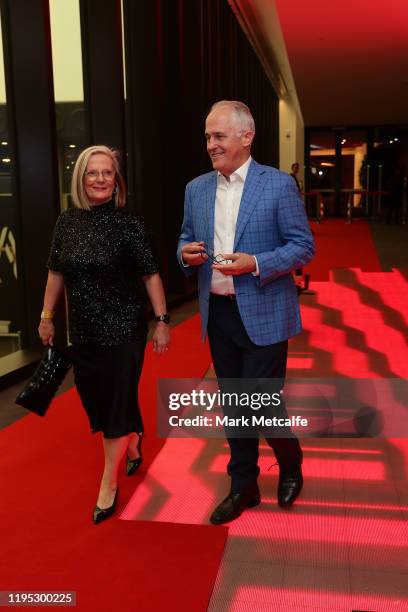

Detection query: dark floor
xmin=369 ymin=220 xmax=408 ymax=271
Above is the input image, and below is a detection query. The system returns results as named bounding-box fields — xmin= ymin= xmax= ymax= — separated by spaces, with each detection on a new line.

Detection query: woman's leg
xmin=96 ymin=435 xmax=128 ymax=508
xmin=127 ymin=431 xmax=143 ymax=460
xmin=126 ymin=338 xmax=147 ymax=461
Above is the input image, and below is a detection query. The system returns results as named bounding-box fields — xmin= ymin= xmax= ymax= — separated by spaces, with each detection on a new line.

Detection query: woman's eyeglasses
xmin=85 ymin=170 xmax=115 ymax=181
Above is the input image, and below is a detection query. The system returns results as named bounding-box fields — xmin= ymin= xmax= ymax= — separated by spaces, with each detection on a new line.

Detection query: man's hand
xmin=212 ymin=252 xmax=256 ymax=275
xmin=181 ymin=241 xmax=207 ymax=266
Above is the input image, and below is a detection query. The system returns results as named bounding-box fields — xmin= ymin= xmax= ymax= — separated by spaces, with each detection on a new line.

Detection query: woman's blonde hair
xmin=71 ymin=145 xmax=127 ymax=210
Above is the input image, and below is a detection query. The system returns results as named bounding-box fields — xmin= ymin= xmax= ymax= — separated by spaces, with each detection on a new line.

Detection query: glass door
xmin=0 ymin=9 xmax=25 ymax=357
xmin=340 ymin=130 xmax=368 ymax=216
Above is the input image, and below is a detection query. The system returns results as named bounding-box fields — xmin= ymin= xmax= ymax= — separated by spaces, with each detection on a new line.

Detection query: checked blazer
xmin=177 ymin=159 xmax=315 ymax=346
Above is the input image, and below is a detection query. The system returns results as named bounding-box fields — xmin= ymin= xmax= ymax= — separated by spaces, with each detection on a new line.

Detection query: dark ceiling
xmin=273 ymin=0 xmax=408 ymax=126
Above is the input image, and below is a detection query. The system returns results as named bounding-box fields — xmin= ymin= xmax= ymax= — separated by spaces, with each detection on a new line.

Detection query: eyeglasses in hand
xmin=200 ymin=247 xmax=229 ymax=265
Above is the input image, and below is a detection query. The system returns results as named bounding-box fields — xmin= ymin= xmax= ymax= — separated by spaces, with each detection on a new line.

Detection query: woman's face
xmin=84 ymin=153 xmax=116 ymax=205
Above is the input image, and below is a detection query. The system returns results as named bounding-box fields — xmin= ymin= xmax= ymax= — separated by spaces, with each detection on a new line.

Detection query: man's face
xmin=205 ymin=108 xmax=253 ymax=176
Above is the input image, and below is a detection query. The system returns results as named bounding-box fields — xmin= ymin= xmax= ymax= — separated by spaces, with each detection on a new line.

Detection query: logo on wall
xmin=0 ymin=226 xmax=18 ymax=280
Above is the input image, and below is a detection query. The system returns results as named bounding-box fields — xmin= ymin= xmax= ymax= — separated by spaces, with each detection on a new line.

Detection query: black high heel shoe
xmin=126 ymin=433 xmax=144 ymax=476
xmin=93 ymin=487 xmax=118 ymax=525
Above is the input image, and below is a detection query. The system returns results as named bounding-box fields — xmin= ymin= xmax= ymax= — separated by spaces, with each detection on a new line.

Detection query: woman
xmin=38 ymin=145 xmax=170 ymax=524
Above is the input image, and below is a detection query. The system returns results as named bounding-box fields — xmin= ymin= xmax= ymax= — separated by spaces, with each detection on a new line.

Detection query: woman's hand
xmin=153 ymin=322 xmax=170 ymax=355
xmin=39 ymin=271 xmax=64 ymax=346
xmin=38 ymin=319 xmax=55 ymax=346
xmin=142 ymin=273 xmax=170 ymax=355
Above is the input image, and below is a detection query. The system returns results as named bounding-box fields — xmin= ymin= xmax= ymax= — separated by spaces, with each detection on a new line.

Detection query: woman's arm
xmin=38 ymin=270 xmax=65 ymax=345
xmin=142 ymin=273 xmax=170 ymax=354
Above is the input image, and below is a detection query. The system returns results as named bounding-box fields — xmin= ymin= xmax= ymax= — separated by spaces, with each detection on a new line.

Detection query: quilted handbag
xmin=15 ymin=345 xmax=72 ymax=416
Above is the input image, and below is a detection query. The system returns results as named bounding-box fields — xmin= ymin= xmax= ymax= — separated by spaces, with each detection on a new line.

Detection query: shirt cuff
xmin=181 ymin=255 xmax=190 ymax=268
xmin=251 ymin=256 xmax=259 ymax=276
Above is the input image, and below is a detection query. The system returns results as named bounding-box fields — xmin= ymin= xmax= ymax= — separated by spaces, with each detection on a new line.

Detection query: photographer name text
xmin=168 ymin=415 xmax=309 ymax=428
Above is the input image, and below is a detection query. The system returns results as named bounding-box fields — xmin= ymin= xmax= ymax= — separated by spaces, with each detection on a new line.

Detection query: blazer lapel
xmin=204 ymin=171 xmax=217 ymax=246
xmin=234 ymin=160 xmax=266 ymax=249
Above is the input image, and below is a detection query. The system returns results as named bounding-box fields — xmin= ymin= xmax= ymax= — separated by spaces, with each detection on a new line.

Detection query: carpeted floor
xmin=0 ymin=315 xmax=229 ymax=612
xmin=305 ymin=219 xmax=382 ymax=281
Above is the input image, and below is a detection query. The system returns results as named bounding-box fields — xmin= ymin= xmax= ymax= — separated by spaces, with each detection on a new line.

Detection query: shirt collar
xmin=217 ymin=156 xmax=252 ymax=184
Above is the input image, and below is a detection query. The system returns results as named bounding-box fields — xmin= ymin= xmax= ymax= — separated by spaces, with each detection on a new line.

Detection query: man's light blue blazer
xmin=177 ymin=159 xmax=315 ymax=346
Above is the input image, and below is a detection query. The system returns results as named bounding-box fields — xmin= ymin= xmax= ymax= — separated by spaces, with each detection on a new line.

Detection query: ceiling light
xmin=394 ymin=138 xmax=399 ymax=142
xmin=318 ymin=170 xmax=323 ymax=176
xmin=1 ymin=141 xmax=7 ymax=145
xmin=69 ymin=144 xmax=76 ymax=148
xmin=2 ymin=158 xmax=11 ymax=163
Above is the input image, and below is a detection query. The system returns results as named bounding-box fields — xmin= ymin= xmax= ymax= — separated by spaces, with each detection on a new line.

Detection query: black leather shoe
xmin=210 ymin=491 xmax=261 ymax=525
xmin=278 ymin=467 xmax=303 ymax=508
xmin=126 ymin=433 xmax=144 ymax=476
xmin=93 ymin=488 xmax=118 ymax=524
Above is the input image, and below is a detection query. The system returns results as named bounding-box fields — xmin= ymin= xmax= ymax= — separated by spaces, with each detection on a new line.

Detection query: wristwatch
xmin=155 ymin=314 xmax=170 ymax=324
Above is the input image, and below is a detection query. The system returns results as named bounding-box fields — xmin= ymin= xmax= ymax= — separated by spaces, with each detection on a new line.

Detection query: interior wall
xmin=279 ymin=97 xmax=304 ymax=184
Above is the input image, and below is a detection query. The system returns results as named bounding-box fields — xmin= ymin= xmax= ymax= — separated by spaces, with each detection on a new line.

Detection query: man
xmin=290 ymin=162 xmax=302 ymax=192
xmin=177 ymin=101 xmax=315 ymax=524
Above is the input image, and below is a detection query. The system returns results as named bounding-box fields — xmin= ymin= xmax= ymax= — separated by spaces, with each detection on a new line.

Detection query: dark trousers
xmin=207 ymin=294 xmax=302 ymax=494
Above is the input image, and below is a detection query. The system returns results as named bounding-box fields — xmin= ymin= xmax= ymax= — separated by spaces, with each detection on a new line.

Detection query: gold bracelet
xmin=41 ymin=310 xmax=55 ymax=319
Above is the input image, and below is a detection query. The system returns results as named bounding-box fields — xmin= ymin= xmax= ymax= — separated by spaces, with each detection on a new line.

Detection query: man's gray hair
xmin=209 ymin=100 xmax=255 ymax=132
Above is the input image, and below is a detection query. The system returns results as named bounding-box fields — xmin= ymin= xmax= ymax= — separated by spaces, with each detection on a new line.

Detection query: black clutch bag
xmin=15 ymin=345 xmax=72 ymax=416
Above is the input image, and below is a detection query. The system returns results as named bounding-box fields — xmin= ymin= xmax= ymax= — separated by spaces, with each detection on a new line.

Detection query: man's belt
xmin=210 ymin=293 xmax=236 ymax=300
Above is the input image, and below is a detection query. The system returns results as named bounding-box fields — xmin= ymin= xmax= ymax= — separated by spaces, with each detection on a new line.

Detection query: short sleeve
xmin=47 ymin=214 xmax=64 ymax=271
xmin=127 ymin=215 xmax=159 ymax=276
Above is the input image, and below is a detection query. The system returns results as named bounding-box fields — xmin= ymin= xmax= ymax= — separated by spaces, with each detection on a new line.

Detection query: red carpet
xmin=0 ymin=315 xmax=227 ymax=612
xmin=306 ymin=218 xmax=382 ymax=280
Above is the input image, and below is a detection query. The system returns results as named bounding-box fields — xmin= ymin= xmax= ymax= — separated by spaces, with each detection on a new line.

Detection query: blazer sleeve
xmin=255 ymin=175 xmax=315 ymax=287
xmin=176 ymin=182 xmax=196 ymax=277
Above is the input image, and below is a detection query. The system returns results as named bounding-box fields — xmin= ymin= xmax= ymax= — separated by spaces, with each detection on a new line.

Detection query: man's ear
xmin=242 ymin=130 xmax=255 ymax=148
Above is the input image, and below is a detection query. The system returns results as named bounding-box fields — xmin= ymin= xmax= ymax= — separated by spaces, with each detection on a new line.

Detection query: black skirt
xmin=72 ymin=337 xmax=147 ymax=438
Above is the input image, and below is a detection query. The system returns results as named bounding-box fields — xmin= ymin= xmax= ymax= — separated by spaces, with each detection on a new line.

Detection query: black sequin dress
xmin=47 ymin=200 xmax=158 ymax=438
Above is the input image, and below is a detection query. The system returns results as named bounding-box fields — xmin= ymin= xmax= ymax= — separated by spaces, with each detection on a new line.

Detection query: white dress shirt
xmin=211 ymin=156 xmax=252 ymax=295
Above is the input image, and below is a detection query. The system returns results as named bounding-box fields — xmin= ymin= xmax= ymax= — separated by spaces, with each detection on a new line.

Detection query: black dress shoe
xmin=93 ymin=488 xmax=118 ymax=524
xmin=210 ymin=491 xmax=261 ymax=525
xmin=278 ymin=467 xmax=303 ymax=508
xmin=126 ymin=433 xmax=144 ymax=476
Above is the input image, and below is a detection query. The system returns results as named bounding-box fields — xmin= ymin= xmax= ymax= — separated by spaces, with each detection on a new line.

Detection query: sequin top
xmin=47 ymin=200 xmax=158 ymax=345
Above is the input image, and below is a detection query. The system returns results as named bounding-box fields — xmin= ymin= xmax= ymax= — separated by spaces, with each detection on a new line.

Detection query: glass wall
xmin=0 ymin=9 xmax=24 ymax=357
xmin=307 ymin=126 xmax=408 ymax=220
xmin=340 ymin=130 xmax=368 ymax=210
xmin=49 ymin=0 xmax=88 ymax=211
xmin=307 ymin=131 xmax=336 ymax=216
